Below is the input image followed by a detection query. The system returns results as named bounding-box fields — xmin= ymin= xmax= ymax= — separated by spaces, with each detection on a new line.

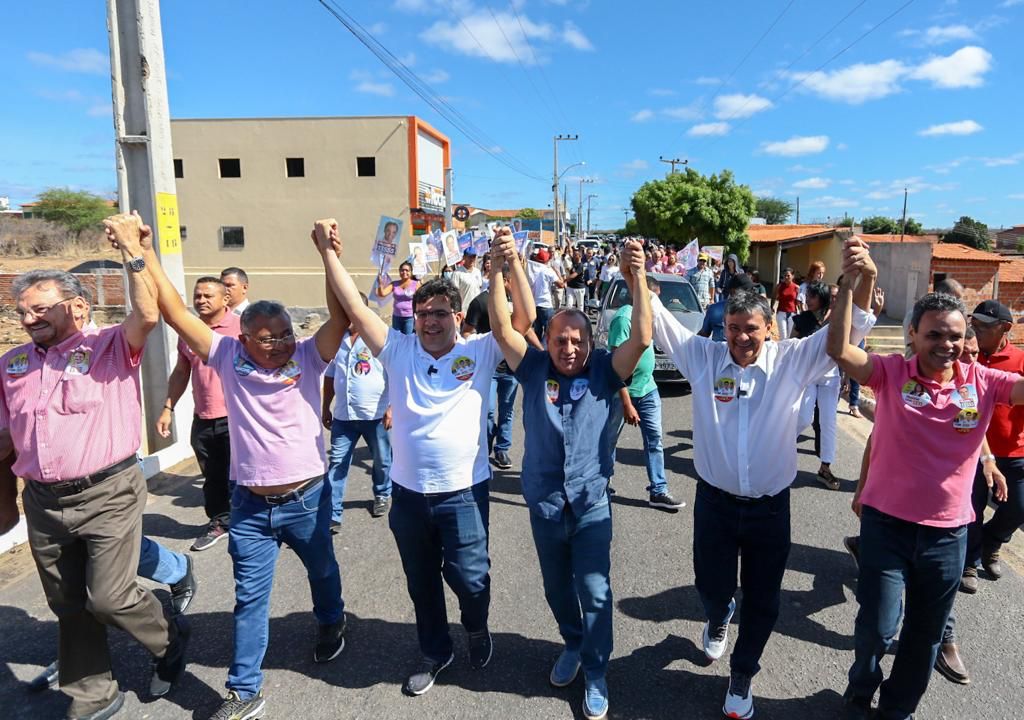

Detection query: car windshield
xmin=606 ymin=277 xmax=701 ymax=313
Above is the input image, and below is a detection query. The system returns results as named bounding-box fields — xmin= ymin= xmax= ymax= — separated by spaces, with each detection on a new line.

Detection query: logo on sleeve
xmin=953 ymin=407 xmax=979 ymax=433
xmin=276 ymin=359 xmax=302 ymax=385
xmin=7 ymin=352 xmax=29 ymax=376
xmin=901 ymin=380 xmax=931 ymax=408
xmin=545 ymin=379 xmax=560 ymax=404
xmin=64 ymin=348 xmax=92 ymax=377
xmin=569 ymin=378 xmax=589 ymax=401
xmin=451 ymin=356 xmax=476 ymax=381
xmin=234 ymin=355 xmax=256 ymax=377
xmin=714 ymin=376 xmax=737 ymax=403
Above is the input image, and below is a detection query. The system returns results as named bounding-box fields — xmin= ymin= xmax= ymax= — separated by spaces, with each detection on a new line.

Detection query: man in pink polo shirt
xmin=155 ymin=276 xmax=240 ymax=552
xmin=130 ymin=217 xmax=351 ymax=720
xmin=828 ymin=248 xmax=1024 ymax=720
xmin=0 ymin=212 xmax=187 ymax=720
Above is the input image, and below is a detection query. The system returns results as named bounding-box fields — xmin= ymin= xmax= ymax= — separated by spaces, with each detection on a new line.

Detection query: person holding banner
xmin=376 ymin=261 xmax=419 ymax=335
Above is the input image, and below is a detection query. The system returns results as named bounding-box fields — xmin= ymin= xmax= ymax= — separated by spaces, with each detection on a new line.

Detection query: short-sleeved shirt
xmin=687 ymin=267 xmax=715 ymax=304
xmin=177 ymin=312 xmax=240 ymax=419
xmin=978 ymin=342 xmax=1024 ymax=458
xmin=325 ymin=332 xmax=388 ymax=422
xmin=206 ymin=333 xmax=328 ymax=486
xmin=699 ymin=301 xmax=727 ymax=342
xmin=660 ymin=261 xmax=685 ymax=276
xmin=450 ymin=267 xmax=483 ymax=310
xmin=515 ymin=347 xmax=625 ymax=520
xmin=527 ymin=261 xmax=560 ymax=309
xmin=608 ymin=305 xmax=655 ymax=397
xmin=377 ymin=328 xmax=502 ymax=493
xmin=776 ymin=282 xmax=798 ymax=313
xmin=567 ymin=261 xmax=587 ymax=289
xmin=862 ymin=354 xmax=1017 ymax=527
xmin=392 ymin=280 xmax=419 ymax=318
xmin=0 ymin=326 xmax=143 ymax=482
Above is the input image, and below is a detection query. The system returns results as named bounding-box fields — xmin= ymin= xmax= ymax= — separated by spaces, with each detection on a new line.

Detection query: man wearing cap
xmin=687 ymin=255 xmax=716 ymax=311
xmin=450 ymin=247 xmax=483 ymax=311
xmin=963 ymin=299 xmax=1024 ymax=593
xmin=527 ymin=248 xmax=565 ymax=343
xmin=698 ymin=274 xmax=755 ymax=342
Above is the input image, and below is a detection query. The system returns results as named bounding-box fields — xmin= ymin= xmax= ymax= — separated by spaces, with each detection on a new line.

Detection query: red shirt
xmin=776 ymin=281 xmax=798 ymax=313
xmin=978 ymin=340 xmax=1024 ymax=457
xmin=0 ymin=326 xmax=143 ymax=482
xmin=177 ymin=312 xmax=240 ymax=419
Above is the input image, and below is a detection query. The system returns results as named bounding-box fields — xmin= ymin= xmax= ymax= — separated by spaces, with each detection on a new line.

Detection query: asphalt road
xmin=1 ymin=386 xmax=1022 ymax=720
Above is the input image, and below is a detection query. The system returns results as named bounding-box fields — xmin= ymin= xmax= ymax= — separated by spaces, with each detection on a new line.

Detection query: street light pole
xmin=553 ymin=134 xmax=578 ymax=247
xmin=578 ymin=177 xmax=594 ymax=242
xmin=586 ymin=194 xmax=598 ymax=235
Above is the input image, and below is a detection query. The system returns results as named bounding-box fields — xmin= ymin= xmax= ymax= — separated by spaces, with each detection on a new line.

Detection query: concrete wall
xmin=868 ymin=243 xmax=933 ymax=320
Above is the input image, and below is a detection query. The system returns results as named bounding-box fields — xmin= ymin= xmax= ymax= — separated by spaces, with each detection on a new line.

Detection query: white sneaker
xmin=723 ymin=671 xmax=754 ymax=719
xmin=702 ymin=597 xmax=736 ymax=661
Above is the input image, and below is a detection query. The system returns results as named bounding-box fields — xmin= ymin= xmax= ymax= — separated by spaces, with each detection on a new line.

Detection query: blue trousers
xmin=488 ymin=372 xmax=519 ymax=453
xmin=327 ymin=417 xmax=392 ymax=523
xmin=137 ymin=536 xmax=186 ymax=585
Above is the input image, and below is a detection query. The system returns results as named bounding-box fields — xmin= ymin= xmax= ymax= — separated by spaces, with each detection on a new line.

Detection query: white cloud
xmin=630 ymin=109 xmax=654 ymax=123
xmin=1009 ymin=193 xmax=1024 ymax=200
xmin=648 ymin=88 xmax=676 ymax=97
xmin=793 ymin=177 xmax=831 ymax=189
xmin=713 ymin=93 xmax=773 ymax=120
xmin=27 ymin=48 xmax=107 ymax=74
xmin=918 ymin=119 xmax=983 ymax=136
xmin=661 ymin=104 xmax=703 ymax=121
xmin=810 ymin=196 xmax=858 ymax=209
xmin=761 ymin=135 xmax=830 ymax=156
xmin=562 ymin=21 xmax=594 ymax=51
xmin=86 ymin=103 xmax=111 ymax=118
xmin=1000 ymin=0 xmax=1023 ymax=7
xmin=982 ymin=151 xmax=1024 ymax=167
xmin=620 ymin=159 xmax=649 ymax=173
xmin=791 ymin=60 xmax=906 ymax=104
xmin=836 ymin=142 xmax=849 ymax=151
xmin=695 ymin=76 xmax=720 ymax=85
xmin=355 ymin=81 xmax=395 ymax=97
xmin=922 ymin=24 xmax=978 ymax=44
xmin=367 ymin=22 xmax=387 ymax=34
xmin=910 ymin=46 xmax=992 ymax=88
xmin=393 ymin=0 xmax=432 ymax=11
xmin=688 ymin=122 xmax=730 ymax=137
xmin=864 ymin=177 xmax=956 ymax=200
xmin=422 ymin=68 xmax=450 ymax=84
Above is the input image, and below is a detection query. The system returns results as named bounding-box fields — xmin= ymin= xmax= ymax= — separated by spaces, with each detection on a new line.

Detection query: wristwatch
xmin=126 ymin=255 xmax=146 ymax=272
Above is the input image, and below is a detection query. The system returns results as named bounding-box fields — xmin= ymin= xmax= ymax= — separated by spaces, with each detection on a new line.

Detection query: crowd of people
xmin=1 ymin=214 xmax=1023 ymax=720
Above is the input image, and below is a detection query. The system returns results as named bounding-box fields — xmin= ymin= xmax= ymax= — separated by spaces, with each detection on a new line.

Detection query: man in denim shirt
xmin=487 ymin=236 xmax=651 ymax=720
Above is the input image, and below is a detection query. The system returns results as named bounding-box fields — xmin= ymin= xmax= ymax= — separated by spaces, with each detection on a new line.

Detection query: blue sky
xmin=3 ymin=0 xmax=1023 ymax=231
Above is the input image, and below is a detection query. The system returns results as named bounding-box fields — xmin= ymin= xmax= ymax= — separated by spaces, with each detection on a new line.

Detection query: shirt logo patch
xmin=953 ymin=407 xmax=979 ymax=433
xmin=7 ymin=352 xmax=29 ymax=376
xmin=234 ymin=355 xmax=256 ymax=377
xmin=714 ymin=376 xmax=737 ymax=402
xmin=450 ymin=356 xmax=476 ymax=381
xmin=953 ymin=383 xmax=978 ymax=410
xmin=353 ymin=349 xmax=373 ymax=376
xmin=569 ymin=378 xmax=589 ymax=401
xmin=901 ymin=381 xmax=931 ymax=408
xmin=545 ymin=379 xmax=560 ymax=404
xmin=64 ymin=348 xmax=92 ymax=377
xmin=276 ymin=359 xmax=302 ymax=385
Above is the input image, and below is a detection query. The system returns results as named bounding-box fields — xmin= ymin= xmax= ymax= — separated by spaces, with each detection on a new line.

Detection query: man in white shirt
xmin=325 ymin=223 xmax=535 ymax=697
xmin=527 ymin=248 xmax=565 ymax=342
xmin=621 ymin=238 xmax=878 ymax=720
xmin=450 ymin=248 xmax=483 ymax=311
xmin=220 ymin=267 xmax=251 ymax=316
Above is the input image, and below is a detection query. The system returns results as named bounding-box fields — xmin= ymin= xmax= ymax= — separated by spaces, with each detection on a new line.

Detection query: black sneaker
xmin=329 ymin=520 xmax=342 ymax=535
xmin=314 ymin=615 xmax=347 ymax=663
xmin=149 ymin=615 xmax=190 ymax=698
xmin=191 ymin=517 xmax=229 ymax=552
xmin=491 ymin=451 xmax=512 ymax=470
xmin=371 ymin=496 xmax=391 ymax=518
xmin=843 ymin=536 xmax=861 ymax=571
xmin=649 ymin=492 xmax=685 ymax=510
xmin=468 ymin=629 xmax=493 ymax=669
xmin=72 ymin=690 xmax=124 ymax=720
xmin=210 ymin=689 xmax=266 ymax=720
xmin=27 ymin=659 xmax=59 ymax=692
xmin=169 ymin=554 xmax=197 ymax=615
xmin=403 ymin=653 xmax=454 ymax=696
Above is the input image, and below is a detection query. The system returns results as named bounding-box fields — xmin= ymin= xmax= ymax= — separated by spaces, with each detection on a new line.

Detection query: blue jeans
xmin=392 ymin=315 xmax=414 ymax=334
xmin=488 ymin=372 xmax=519 ymax=453
xmin=616 ymin=389 xmax=667 ymax=496
xmin=137 ymin=536 xmax=187 ymax=585
xmin=529 ymin=495 xmax=613 ymax=680
xmin=226 ymin=479 xmax=343 ymax=699
xmin=693 ymin=481 xmax=791 ymax=677
xmin=534 ymin=306 xmax=554 ymax=343
xmin=388 ymin=482 xmax=491 ymax=662
xmin=327 ymin=418 xmax=393 ymax=523
xmin=846 ymin=507 xmax=966 ymax=720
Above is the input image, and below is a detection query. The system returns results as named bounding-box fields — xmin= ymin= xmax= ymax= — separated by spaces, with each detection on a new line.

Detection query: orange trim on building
xmin=407 ymin=117 xmax=419 ymax=218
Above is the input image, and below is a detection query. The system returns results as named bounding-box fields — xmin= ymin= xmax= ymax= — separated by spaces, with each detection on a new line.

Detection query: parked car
xmin=594 ymin=273 xmax=704 ymax=383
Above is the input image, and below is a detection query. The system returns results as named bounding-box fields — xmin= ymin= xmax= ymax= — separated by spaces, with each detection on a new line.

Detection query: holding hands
xmin=312 ymin=218 xmax=342 ymax=256
xmin=840 ymin=236 xmax=876 ymax=284
xmin=103 ymin=211 xmax=149 ymax=257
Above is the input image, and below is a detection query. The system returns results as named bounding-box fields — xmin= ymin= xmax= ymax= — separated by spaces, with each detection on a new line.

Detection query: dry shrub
xmin=0 ymin=217 xmax=107 ymax=257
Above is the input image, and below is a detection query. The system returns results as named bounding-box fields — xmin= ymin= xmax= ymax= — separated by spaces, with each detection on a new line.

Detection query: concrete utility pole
xmin=444 ymin=167 xmax=454 ymax=230
xmin=553 ymin=134 xmax=577 ymax=247
xmin=796 ymin=196 xmax=800 ymax=224
xmin=900 ymin=187 xmax=908 ymax=242
xmin=106 ymin=0 xmax=190 ymax=464
xmin=659 ymin=156 xmax=687 ymax=174
xmin=578 ymin=177 xmax=594 ymax=241
xmin=586 ymin=194 xmax=598 ymax=235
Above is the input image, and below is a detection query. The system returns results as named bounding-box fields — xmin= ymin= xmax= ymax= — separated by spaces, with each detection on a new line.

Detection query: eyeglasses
xmin=17 ymin=297 xmax=75 ymax=321
xmin=246 ymin=332 xmax=295 ymax=348
xmin=414 ymin=310 xmax=455 ymax=321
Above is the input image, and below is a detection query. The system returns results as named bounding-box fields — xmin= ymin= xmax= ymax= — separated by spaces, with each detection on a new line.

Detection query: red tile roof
xmin=859 ymin=233 xmax=939 ymax=244
xmin=747 ymin=224 xmax=834 ymax=244
xmin=930 ymin=242 xmax=1003 ymax=262
xmin=1000 ymin=260 xmax=1024 ymax=284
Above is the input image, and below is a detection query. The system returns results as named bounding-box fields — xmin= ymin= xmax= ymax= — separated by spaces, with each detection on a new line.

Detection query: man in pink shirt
xmin=124 ymin=218 xmax=352 ymax=720
xmin=828 ymin=244 xmax=1024 ymax=720
xmin=0 ymin=213 xmax=187 ymax=720
xmin=155 ymin=277 xmax=240 ymax=552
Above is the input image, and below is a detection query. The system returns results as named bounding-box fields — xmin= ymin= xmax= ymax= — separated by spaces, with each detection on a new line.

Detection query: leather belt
xmin=44 ymin=457 xmax=138 ymax=498
xmin=697 ymin=479 xmax=776 ymax=505
xmin=247 ymin=476 xmax=324 ymax=506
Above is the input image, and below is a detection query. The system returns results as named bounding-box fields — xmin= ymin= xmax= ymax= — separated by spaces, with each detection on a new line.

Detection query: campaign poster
xmin=679 ymin=239 xmax=700 ymax=271
xmin=371 ymin=216 xmax=403 ymax=268
xmin=509 ymin=218 xmax=524 ymax=234
xmin=473 ymin=233 xmax=490 ymax=259
xmin=703 ymin=245 xmax=724 ymax=264
xmin=457 ymin=231 xmax=474 ymax=253
xmin=425 ymin=229 xmax=441 ymax=263
xmin=409 ymin=241 xmax=429 ymax=277
xmin=441 ymin=230 xmax=462 ymax=266
xmin=513 ymin=231 xmax=530 ymax=255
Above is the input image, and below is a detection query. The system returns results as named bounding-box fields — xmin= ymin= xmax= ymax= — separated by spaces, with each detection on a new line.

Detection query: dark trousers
xmin=967 ymin=456 xmax=1024 ymax=566
xmin=534 ymin=306 xmax=554 ymax=344
xmin=389 ymin=481 xmax=491 ymax=662
xmin=23 ymin=465 xmax=176 ymax=717
xmin=191 ymin=415 xmax=232 ymax=521
xmin=692 ymin=480 xmax=791 ymax=677
xmin=846 ymin=507 xmax=966 ymax=720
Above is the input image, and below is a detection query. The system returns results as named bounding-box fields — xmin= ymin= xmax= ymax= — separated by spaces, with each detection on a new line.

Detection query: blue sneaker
xmin=549 ymin=649 xmax=581 ymax=687
xmin=583 ymin=676 xmax=609 ymax=720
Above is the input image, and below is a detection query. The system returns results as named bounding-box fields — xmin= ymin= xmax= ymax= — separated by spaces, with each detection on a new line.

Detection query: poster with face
xmin=372 ymin=216 xmax=403 ymax=267
xmin=457 ymin=231 xmax=474 ymax=253
xmin=513 ymin=231 xmax=530 ymax=255
xmin=510 ymin=218 xmax=524 ymax=234
xmin=409 ymin=241 xmax=429 ymax=277
xmin=424 ymin=229 xmax=441 ymax=263
xmin=473 ymin=232 xmax=490 ymax=259
xmin=441 ymin=230 xmax=463 ymax=266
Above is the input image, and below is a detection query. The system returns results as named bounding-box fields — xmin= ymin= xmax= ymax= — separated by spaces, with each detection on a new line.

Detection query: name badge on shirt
xmin=953 ymin=407 xmax=980 ymax=433
xmin=714 ymin=376 xmax=737 ymax=403
xmin=353 ymin=349 xmax=373 ymax=376
xmin=545 ymin=379 xmax=560 ymax=404
xmin=7 ymin=352 xmax=29 ymax=376
xmin=276 ymin=359 xmax=302 ymax=385
xmin=234 ymin=355 xmax=256 ymax=377
xmin=64 ymin=349 xmax=92 ymax=377
xmin=952 ymin=384 xmax=978 ymax=410
xmin=901 ymin=380 xmax=931 ymax=408
xmin=450 ymin=356 xmax=476 ymax=381
xmin=569 ymin=378 xmax=589 ymax=401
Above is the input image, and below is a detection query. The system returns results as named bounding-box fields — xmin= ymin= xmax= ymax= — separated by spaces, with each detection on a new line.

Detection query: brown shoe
xmin=982 ymin=545 xmax=1003 ymax=580
xmin=934 ymin=642 xmax=970 ymax=685
xmin=817 ymin=465 xmax=841 ymax=490
xmin=959 ymin=566 xmax=978 ymax=594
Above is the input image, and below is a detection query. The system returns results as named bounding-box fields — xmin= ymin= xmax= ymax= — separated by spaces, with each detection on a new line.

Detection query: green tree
xmin=861 ymin=215 xmax=899 ymax=234
xmin=755 ymin=197 xmax=793 ymax=225
xmin=518 ymin=207 xmax=540 ymax=219
xmin=631 ymin=167 xmax=756 ymax=261
xmin=619 ymin=218 xmax=640 ymax=236
xmin=943 ymin=215 xmax=991 ymax=251
xmin=902 ymin=217 xmax=924 ymax=235
xmin=835 ymin=217 xmax=854 ymax=228
xmin=34 ymin=188 xmax=115 ymax=235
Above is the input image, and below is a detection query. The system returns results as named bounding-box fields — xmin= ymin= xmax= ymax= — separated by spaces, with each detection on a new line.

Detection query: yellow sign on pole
xmin=156 ymin=192 xmax=182 ymax=255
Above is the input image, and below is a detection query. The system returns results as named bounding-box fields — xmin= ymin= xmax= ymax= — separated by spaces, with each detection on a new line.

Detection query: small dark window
xmin=219 ymin=158 xmax=241 ymax=178
xmin=356 ymin=156 xmax=376 ymax=177
xmin=220 ymin=226 xmax=245 ymax=248
xmin=180 ymin=226 xmax=187 ymax=240
xmin=286 ymin=157 xmax=305 ymax=177
xmin=173 ymin=159 xmax=184 ymax=178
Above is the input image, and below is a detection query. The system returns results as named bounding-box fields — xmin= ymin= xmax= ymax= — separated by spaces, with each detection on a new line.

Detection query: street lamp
xmin=586 ymin=194 xmax=599 ymax=236
xmin=577 ymin=177 xmax=595 ymax=242
xmin=554 ymin=162 xmax=585 ymax=245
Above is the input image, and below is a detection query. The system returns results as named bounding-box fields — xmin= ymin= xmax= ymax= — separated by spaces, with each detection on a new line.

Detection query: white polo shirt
xmin=325 ymin=332 xmax=388 ymax=422
xmin=527 ymin=260 xmax=560 ymax=309
xmin=652 ymin=294 xmax=876 ymax=498
xmin=376 ymin=328 xmax=502 ymax=493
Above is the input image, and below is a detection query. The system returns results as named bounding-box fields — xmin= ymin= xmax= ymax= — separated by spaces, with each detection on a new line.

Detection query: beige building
xmin=170 ymin=116 xmax=451 ymax=306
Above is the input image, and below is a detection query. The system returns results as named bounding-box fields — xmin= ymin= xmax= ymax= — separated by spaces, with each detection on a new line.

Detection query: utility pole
xmin=578 ymin=177 xmax=594 ymax=241
xmin=444 ymin=167 xmax=453 ymax=230
xmin=586 ymin=194 xmax=598 ymax=235
xmin=659 ymin=156 xmax=687 ymax=174
xmin=553 ymin=134 xmax=577 ymax=247
xmin=796 ymin=196 xmax=800 ymax=224
xmin=900 ymin=187 xmax=908 ymax=242
xmin=107 ymin=0 xmax=189 ymax=460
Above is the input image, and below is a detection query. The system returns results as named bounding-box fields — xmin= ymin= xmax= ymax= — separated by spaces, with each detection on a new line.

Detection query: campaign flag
xmin=457 ymin=231 xmax=474 ymax=253
xmin=703 ymin=245 xmax=724 ymax=264
xmin=679 ymin=238 xmax=700 ymax=271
